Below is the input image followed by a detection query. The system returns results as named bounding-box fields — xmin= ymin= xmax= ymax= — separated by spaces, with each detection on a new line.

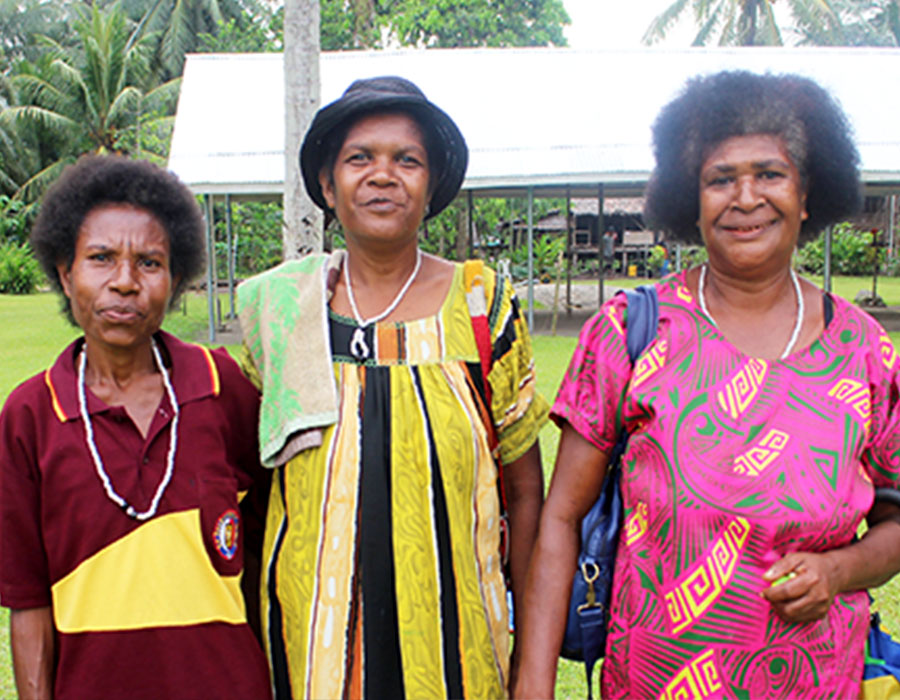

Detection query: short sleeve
xmin=487 ymin=280 xmax=549 ymax=463
xmin=0 ymin=380 xmax=52 ymax=609
xmin=551 ymin=294 xmax=632 ymax=453
xmin=861 ymin=325 xmax=900 ymax=488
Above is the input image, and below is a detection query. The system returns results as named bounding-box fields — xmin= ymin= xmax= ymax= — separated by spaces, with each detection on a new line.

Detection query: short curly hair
xmin=31 ymin=155 xmax=206 ymax=325
xmin=644 ymin=71 xmax=862 ymax=245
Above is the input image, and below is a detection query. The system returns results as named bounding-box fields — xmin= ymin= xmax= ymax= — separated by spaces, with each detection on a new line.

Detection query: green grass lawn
xmin=3 ymin=285 xmax=900 ymax=698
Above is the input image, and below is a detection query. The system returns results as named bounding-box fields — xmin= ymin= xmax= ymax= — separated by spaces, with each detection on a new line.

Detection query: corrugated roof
xmin=168 ymin=47 xmax=900 ymax=198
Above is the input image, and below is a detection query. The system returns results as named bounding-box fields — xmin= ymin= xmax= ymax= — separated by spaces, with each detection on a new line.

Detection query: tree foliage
xmin=644 ymin=0 xmax=841 ymax=46
xmin=644 ymin=0 xmax=900 ymax=46
xmin=321 ymin=0 xmax=570 ymax=50
xmin=0 ymin=4 xmax=179 ymax=203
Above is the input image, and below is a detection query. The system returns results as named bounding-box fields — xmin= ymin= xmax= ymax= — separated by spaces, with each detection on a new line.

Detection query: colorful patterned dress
xmin=257 ymin=262 xmax=548 ymax=699
xmin=553 ymin=270 xmax=900 ymax=699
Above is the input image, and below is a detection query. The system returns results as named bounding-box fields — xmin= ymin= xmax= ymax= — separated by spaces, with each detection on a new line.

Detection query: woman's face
xmin=698 ymin=133 xmax=808 ymax=277
xmin=319 ymin=112 xmax=430 ymax=248
xmin=58 ymin=203 xmax=174 ymax=354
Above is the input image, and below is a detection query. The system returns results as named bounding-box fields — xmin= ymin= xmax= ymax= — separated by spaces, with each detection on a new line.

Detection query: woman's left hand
xmin=760 ymin=551 xmax=839 ymax=623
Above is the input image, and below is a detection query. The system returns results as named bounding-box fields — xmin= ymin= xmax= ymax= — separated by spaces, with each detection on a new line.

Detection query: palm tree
xmin=0 ymin=4 xmax=179 ymax=203
xmin=794 ymin=0 xmax=900 ymax=45
xmin=116 ymin=0 xmax=252 ymax=78
xmin=283 ymin=0 xmax=322 ymax=257
xmin=643 ymin=0 xmax=841 ymax=46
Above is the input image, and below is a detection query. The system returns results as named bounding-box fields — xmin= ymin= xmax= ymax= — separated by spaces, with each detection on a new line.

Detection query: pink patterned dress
xmin=552 ymin=270 xmax=900 ymax=699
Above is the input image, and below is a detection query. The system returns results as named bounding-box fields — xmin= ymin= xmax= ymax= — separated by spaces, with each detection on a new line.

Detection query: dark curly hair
xmin=644 ymin=71 xmax=862 ymax=245
xmin=30 ymin=155 xmax=206 ymax=325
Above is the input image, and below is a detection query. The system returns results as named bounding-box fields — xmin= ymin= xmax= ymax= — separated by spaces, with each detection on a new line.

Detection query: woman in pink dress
xmin=515 ymin=71 xmax=900 ymax=699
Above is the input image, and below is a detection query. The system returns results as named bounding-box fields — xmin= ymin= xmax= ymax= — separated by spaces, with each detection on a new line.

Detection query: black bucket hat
xmin=300 ymin=76 xmax=468 ymax=220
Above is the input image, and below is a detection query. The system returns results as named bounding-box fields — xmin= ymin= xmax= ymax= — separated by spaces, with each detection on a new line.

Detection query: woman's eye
xmin=759 ymin=170 xmax=784 ymax=180
xmin=707 ymin=176 xmax=733 ymax=187
xmin=89 ymin=253 xmax=110 ymax=262
xmin=399 ymin=154 xmax=422 ymax=166
xmin=139 ymin=258 xmax=162 ymax=269
xmin=346 ymin=152 xmax=368 ymax=163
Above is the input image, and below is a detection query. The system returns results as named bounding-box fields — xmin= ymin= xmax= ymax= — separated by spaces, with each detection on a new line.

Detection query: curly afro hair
xmin=644 ymin=71 xmax=862 ymax=245
xmin=30 ymin=155 xmax=205 ymax=325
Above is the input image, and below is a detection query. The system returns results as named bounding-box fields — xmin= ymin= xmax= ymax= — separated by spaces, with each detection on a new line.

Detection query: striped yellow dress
xmin=259 ymin=262 xmax=547 ymax=699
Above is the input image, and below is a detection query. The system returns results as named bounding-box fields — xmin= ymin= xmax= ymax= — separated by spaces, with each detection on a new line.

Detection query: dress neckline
xmin=673 ymin=268 xmax=830 ymax=363
xmin=328 ymin=262 xmax=462 ymax=328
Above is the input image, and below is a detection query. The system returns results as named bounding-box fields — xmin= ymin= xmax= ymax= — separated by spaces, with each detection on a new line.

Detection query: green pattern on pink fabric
xmin=553 ymin=270 xmax=900 ymax=699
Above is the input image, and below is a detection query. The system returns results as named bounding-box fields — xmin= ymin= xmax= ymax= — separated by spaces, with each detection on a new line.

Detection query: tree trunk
xmin=283 ymin=0 xmax=322 ymax=259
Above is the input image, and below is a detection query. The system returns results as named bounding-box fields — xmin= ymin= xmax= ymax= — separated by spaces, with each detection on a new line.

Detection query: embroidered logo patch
xmin=213 ymin=509 xmax=240 ymax=560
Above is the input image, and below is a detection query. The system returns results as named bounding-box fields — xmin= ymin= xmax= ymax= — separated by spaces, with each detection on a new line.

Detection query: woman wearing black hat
xmin=237 ymin=76 xmax=548 ymax=699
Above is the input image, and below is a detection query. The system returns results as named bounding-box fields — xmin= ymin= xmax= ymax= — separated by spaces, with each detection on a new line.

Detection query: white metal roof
xmin=168 ymin=46 xmax=900 ymax=199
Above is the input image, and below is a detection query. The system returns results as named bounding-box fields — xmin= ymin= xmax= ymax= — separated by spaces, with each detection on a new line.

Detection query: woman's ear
xmin=800 ymin=191 xmax=809 ymax=222
xmin=56 ymin=262 xmax=72 ymax=298
xmin=319 ymin=170 xmax=336 ymax=210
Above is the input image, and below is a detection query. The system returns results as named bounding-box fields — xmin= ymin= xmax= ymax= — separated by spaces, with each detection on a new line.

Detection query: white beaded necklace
xmin=77 ymin=338 xmax=179 ymax=520
xmin=698 ymin=264 xmax=804 ymax=361
xmin=345 ymin=249 xmax=422 ymax=361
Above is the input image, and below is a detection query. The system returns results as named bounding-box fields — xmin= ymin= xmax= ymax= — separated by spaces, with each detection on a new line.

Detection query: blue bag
xmin=559 ymin=285 xmax=659 ymax=699
xmin=863 ymin=488 xmax=900 ymax=700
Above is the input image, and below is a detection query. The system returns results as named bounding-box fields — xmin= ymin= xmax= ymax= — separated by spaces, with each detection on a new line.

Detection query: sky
xmin=561 ymin=0 xmax=694 ymax=49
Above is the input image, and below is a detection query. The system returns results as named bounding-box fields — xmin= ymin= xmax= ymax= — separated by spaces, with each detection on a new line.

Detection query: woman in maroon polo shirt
xmin=0 ymin=156 xmax=272 ymax=700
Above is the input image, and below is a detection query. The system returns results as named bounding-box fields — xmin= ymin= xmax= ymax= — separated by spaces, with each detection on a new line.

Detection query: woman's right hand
xmin=512 ymin=423 xmax=611 ymax=699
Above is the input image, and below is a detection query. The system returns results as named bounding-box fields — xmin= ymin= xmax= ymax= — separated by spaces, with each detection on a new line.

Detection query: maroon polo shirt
xmin=0 ymin=331 xmax=272 ymax=700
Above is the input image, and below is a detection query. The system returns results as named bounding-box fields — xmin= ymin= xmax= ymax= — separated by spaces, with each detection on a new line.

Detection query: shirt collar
xmin=45 ymin=330 xmax=221 ymax=423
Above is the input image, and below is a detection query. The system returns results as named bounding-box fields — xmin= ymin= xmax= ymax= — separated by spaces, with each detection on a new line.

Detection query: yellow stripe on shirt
xmin=52 ymin=509 xmax=245 ymax=632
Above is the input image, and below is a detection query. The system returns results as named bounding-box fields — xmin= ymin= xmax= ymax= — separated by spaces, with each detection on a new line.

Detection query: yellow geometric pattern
xmin=624 ymin=501 xmax=649 ymax=546
xmin=632 ymin=340 xmax=668 ymax=390
xmin=607 ymin=303 xmax=625 ymax=337
xmin=733 ymin=429 xmax=790 ymax=476
xmin=658 ymin=649 xmax=723 ymax=700
xmin=879 ymin=330 xmax=897 ymax=371
xmin=664 ymin=517 xmax=750 ymax=634
xmin=827 ymin=378 xmax=872 ymax=435
xmin=717 ymin=359 xmax=768 ymax=420
xmin=676 ymin=284 xmax=693 ymax=305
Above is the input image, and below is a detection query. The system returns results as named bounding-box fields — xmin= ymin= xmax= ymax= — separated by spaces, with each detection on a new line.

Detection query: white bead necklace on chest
xmin=345 ymin=249 xmax=422 ymax=361
xmin=77 ymin=338 xmax=179 ymax=520
xmin=698 ymin=264 xmax=804 ymax=361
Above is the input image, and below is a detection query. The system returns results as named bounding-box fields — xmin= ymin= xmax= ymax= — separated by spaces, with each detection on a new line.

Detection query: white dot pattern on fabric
xmin=323 ymin=606 xmax=334 ymax=648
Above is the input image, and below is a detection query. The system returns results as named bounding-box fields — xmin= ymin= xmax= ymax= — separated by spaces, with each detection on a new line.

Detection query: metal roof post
xmin=205 ymin=194 xmax=216 ymax=344
xmin=566 ymin=186 xmax=572 ymax=316
xmin=527 ymin=186 xmax=535 ymax=332
xmin=598 ymin=183 xmax=605 ymax=307
xmin=225 ymin=194 xmax=235 ymax=319
xmin=467 ymin=190 xmax=474 ymax=258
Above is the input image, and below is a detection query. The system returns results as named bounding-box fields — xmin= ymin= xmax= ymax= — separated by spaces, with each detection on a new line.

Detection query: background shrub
xmin=797 ymin=222 xmax=882 ymax=276
xmin=0 ymin=242 xmax=43 ymax=294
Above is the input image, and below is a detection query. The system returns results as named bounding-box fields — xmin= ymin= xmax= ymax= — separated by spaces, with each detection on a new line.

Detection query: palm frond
xmin=643 ymin=0 xmax=691 ymax=44
xmin=758 ymin=1 xmax=784 ymax=45
xmin=693 ymin=5 xmax=722 ymax=45
xmin=0 ymin=105 xmax=79 ymax=133
xmin=14 ymin=157 xmax=71 ymax=204
xmin=106 ymin=85 xmax=142 ymax=125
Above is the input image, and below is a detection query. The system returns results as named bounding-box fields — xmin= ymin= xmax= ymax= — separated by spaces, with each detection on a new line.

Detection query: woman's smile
xmin=699 ymin=133 xmax=808 ymax=274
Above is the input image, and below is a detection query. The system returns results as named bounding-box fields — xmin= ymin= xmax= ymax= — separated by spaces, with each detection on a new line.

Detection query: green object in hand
xmin=772 ymin=571 xmax=797 ymax=587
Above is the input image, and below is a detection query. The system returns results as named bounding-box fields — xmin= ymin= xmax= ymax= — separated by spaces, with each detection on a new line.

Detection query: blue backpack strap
xmin=573 ymin=284 xmax=659 ymax=699
xmin=623 ymin=284 xmax=659 ymax=364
